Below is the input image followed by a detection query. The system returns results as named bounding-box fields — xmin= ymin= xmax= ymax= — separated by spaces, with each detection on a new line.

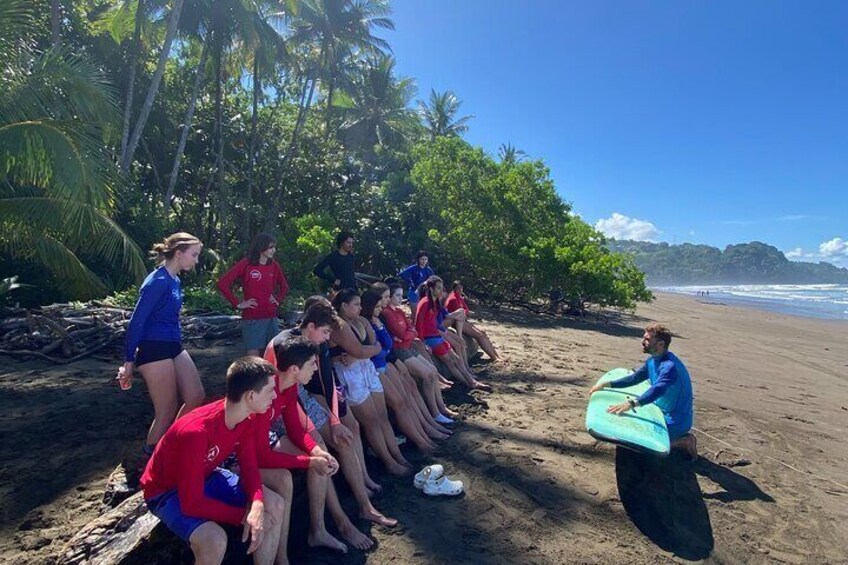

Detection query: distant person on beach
xmin=398 ymin=250 xmax=435 ymax=324
xmin=313 ymin=231 xmax=357 ymax=292
xmin=217 ymin=233 xmax=289 ymax=356
xmin=140 ymin=357 xmax=288 ymax=565
xmin=445 ymin=280 xmax=503 ymax=362
xmin=589 ymin=323 xmax=697 ymax=459
xmin=120 ymin=233 xmax=205 ymax=459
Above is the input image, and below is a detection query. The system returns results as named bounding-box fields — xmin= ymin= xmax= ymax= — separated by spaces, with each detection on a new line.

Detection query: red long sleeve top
xmin=217 ymin=258 xmax=289 ymax=320
xmin=251 ymin=380 xmax=317 ymax=469
xmin=382 ymin=305 xmax=416 ymax=350
xmin=141 ymin=400 xmax=263 ymax=526
xmin=445 ymin=291 xmax=470 ymax=314
xmin=415 ymin=296 xmax=442 ymax=338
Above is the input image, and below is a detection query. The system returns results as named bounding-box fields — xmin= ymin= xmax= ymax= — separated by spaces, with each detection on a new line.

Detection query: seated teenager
xmin=141 ymin=357 xmax=288 ymax=565
xmin=444 ymin=280 xmax=502 ymax=362
xmin=361 ymin=284 xmax=450 ymax=451
xmin=259 ymin=337 xmax=373 ymax=553
xmin=268 ymin=299 xmax=396 ymax=527
xmin=330 ymin=289 xmax=412 ymax=476
xmin=416 ymin=276 xmax=490 ymax=391
xmin=383 ymin=283 xmax=458 ymax=422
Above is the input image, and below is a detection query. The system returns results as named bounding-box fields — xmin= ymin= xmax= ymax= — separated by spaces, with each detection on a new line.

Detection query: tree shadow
xmin=477 ymin=306 xmax=649 ymax=340
xmin=615 ymin=448 xmax=714 ymax=561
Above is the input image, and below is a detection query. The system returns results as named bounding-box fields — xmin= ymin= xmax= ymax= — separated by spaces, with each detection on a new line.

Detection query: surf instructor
xmin=589 ymin=323 xmax=697 ymax=459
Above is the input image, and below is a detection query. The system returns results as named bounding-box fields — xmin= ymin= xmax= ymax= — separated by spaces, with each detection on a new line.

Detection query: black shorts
xmin=135 ymin=340 xmax=184 ymax=367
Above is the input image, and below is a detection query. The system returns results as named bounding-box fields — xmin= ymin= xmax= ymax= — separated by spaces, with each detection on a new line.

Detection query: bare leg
xmin=392 ymin=361 xmax=450 ymax=436
xmin=259 ymin=469 xmax=293 ymax=565
xmin=173 ymin=350 xmax=205 ymax=417
xmin=139 ymin=359 xmax=178 ymax=447
xmin=370 ymin=391 xmax=413 ymax=467
xmin=189 ymin=522 xmax=227 ymax=565
xmin=444 ymin=330 xmax=470 ymax=369
xmin=350 ymin=398 xmax=410 ymax=475
xmin=464 ymin=322 xmax=500 ymax=361
xmin=272 ymin=437 xmax=346 ymax=553
xmin=379 ymin=369 xmax=436 ymax=451
xmin=252 ymin=486 xmax=285 ymax=565
xmin=411 ymin=356 xmax=459 ymax=417
xmin=341 ymin=411 xmax=381 ymax=492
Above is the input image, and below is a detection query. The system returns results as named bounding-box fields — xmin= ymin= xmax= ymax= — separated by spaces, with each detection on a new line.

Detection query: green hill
xmin=608 ymin=240 xmax=848 ymax=285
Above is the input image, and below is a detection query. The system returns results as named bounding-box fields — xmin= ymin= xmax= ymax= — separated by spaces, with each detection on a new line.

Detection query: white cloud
xmin=595 ymin=213 xmax=660 ymax=241
xmin=819 ymin=237 xmax=848 ymax=258
xmin=785 ymin=247 xmax=804 ymax=259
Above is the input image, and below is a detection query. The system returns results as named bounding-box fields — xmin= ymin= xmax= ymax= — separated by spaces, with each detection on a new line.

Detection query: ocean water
xmin=655 ymin=284 xmax=848 ymax=321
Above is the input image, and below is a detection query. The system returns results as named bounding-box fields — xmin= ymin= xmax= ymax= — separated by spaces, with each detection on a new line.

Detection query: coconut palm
xmin=498 ymin=143 xmax=527 ymax=165
xmin=0 ymin=0 xmax=145 ymax=298
xmin=418 ymin=89 xmax=474 ymax=139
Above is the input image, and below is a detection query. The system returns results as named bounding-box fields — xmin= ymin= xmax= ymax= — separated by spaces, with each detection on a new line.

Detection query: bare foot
xmin=361 ymin=506 xmax=398 ymax=527
xmin=365 ymin=477 xmax=382 ymax=493
xmin=442 ymin=407 xmax=459 ymax=418
xmin=387 ymin=462 xmax=412 ymax=476
xmin=337 ymin=521 xmax=374 ymax=551
xmin=308 ymin=529 xmax=348 ymax=553
xmin=427 ymin=430 xmax=450 ymax=441
xmin=471 ymin=380 xmax=492 ymax=392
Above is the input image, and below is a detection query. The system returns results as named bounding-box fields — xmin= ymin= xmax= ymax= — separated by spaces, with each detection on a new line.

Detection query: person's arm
xmin=124 ymin=276 xmax=168 ymax=363
xmin=234 ymin=424 xmax=265 ymax=504
xmin=253 ymin=405 xmax=312 ymax=469
xmin=331 ymin=324 xmax=381 ymax=358
xmin=312 ymin=253 xmax=336 ymax=285
xmin=282 ymin=387 xmax=319 ymax=455
xmin=635 ymin=361 xmax=678 ymax=406
xmin=216 ymin=259 xmax=247 ymax=308
xmin=384 ymin=309 xmax=413 ymax=345
xmin=608 ymin=362 xmax=649 ymax=388
xmin=398 ymin=264 xmax=415 ymax=286
xmin=175 ymin=432 xmax=248 ymax=525
xmin=272 ymin=262 xmax=289 ymax=306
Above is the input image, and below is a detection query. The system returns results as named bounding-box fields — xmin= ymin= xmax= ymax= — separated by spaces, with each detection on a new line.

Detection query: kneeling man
xmin=590 ymin=323 xmax=697 ymax=459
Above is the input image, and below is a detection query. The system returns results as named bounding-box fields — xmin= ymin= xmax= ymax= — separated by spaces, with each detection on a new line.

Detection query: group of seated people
xmin=123 ymin=231 xmax=503 ymax=564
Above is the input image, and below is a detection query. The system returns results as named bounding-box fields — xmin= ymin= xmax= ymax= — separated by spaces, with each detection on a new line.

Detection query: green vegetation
xmin=1 ymin=0 xmax=651 ymax=313
xmin=610 ymin=240 xmax=848 ymax=285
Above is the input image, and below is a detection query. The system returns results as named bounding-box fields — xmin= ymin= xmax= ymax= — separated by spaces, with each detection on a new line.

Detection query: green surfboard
xmin=586 ymin=368 xmax=670 ymax=456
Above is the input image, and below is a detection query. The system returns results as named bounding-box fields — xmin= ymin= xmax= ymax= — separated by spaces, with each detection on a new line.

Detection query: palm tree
xmin=338 ymin=55 xmax=416 ymax=157
xmin=418 ymin=89 xmax=474 ymax=139
xmin=498 ymin=143 xmax=527 ymax=165
xmin=0 ymin=0 xmax=145 ymax=298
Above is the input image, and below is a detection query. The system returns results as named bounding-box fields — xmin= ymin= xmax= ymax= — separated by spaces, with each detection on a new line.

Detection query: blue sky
xmin=386 ymin=1 xmax=848 ymax=266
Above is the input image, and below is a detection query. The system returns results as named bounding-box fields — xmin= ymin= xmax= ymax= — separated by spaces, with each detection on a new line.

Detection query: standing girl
xmin=398 ymin=251 xmax=434 ymax=325
xmin=217 ymin=233 xmax=289 ymax=356
xmin=120 ymin=233 xmax=206 ymax=456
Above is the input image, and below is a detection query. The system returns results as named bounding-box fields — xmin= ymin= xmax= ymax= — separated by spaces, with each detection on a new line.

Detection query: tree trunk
xmin=163 ymin=36 xmax=210 ymax=210
xmin=120 ymin=0 xmax=145 ymax=160
xmin=245 ymin=53 xmax=261 ymax=242
xmin=50 ymin=0 xmax=61 ymax=48
xmin=122 ymin=0 xmax=185 ymax=172
xmin=212 ymin=40 xmax=227 ymax=255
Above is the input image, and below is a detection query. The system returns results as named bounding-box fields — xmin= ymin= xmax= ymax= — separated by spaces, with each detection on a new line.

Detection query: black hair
xmin=361 ymin=282 xmax=389 ymax=318
xmin=418 ymin=275 xmax=444 ymax=311
xmin=273 ymin=337 xmax=319 ymax=372
xmin=416 ymin=250 xmax=429 ymax=261
xmin=300 ymin=301 xmax=340 ymax=331
xmin=226 ymin=356 xmax=276 ymax=402
xmin=331 ymin=287 xmax=361 ymax=314
xmin=247 ymin=232 xmax=276 ymax=265
xmin=335 ymin=230 xmax=354 ymax=249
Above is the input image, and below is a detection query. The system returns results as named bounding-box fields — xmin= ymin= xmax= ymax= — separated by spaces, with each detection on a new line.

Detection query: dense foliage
xmin=610 ymin=240 xmax=848 ymax=285
xmin=1 ymin=0 xmax=651 ymax=312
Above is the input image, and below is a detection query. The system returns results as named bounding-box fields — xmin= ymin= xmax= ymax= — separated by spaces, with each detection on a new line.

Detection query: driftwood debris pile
xmin=0 ymin=303 xmax=242 ymax=364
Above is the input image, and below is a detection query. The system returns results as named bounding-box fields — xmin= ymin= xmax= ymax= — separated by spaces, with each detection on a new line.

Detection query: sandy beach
xmin=1 ymin=292 xmax=846 ymax=564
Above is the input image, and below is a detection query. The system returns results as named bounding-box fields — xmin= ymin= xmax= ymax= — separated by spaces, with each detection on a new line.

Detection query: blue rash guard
xmin=609 ymin=351 xmax=694 ymax=439
xmin=398 ymin=264 xmax=434 ymax=303
xmin=125 ymin=267 xmax=183 ymax=362
xmin=370 ymin=322 xmax=394 ymax=370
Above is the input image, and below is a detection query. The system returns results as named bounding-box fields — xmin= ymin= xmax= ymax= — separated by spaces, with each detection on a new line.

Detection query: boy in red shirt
xmin=217 ymin=233 xmax=290 ymax=356
xmin=260 ymin=337 xmax=375 ymax=553
xmin=141 ymin=357 xmax=289 ymax=565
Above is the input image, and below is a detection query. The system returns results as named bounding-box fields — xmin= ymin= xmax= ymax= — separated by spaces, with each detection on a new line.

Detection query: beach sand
xmin=1 ymin=292 xmax=846 ymax=564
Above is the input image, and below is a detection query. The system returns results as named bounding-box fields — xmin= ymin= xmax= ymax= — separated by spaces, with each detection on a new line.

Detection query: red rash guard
xmin=445 ymin=291 xmax=469 ymax=314
xmin=141 ymin=400 xmax=263 ymax=525
xmin=382 ymin=305 xmax=416 ymax=349
xmin=415 ymin=296 xmax=442 ymax=338
xmin=252 ymin=381 xmax=317 ymax=469
xmin=217 ymin=258 xmax=289 ymax=320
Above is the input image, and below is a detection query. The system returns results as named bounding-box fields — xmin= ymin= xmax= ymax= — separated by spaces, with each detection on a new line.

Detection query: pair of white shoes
xmin=413 ymin=464 xmax=463 ymax=496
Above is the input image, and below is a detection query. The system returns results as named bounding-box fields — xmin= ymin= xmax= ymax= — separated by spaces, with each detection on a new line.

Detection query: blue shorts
xmin=146 ymin=468 xmax=247 ymax=542
xmin=424 ymin=336 xmax=451 ymax=356
xmin=242 ymin=318 xmax=280 ymax=351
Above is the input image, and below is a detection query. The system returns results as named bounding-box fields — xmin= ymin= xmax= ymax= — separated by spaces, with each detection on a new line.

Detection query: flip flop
xmin=434 ymin=414 xmax=455 ymax=425
xmin=422 ymin=475 xmax=464 ymax=496
xmin=413 ymin=464 xmax=444 ymax=489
